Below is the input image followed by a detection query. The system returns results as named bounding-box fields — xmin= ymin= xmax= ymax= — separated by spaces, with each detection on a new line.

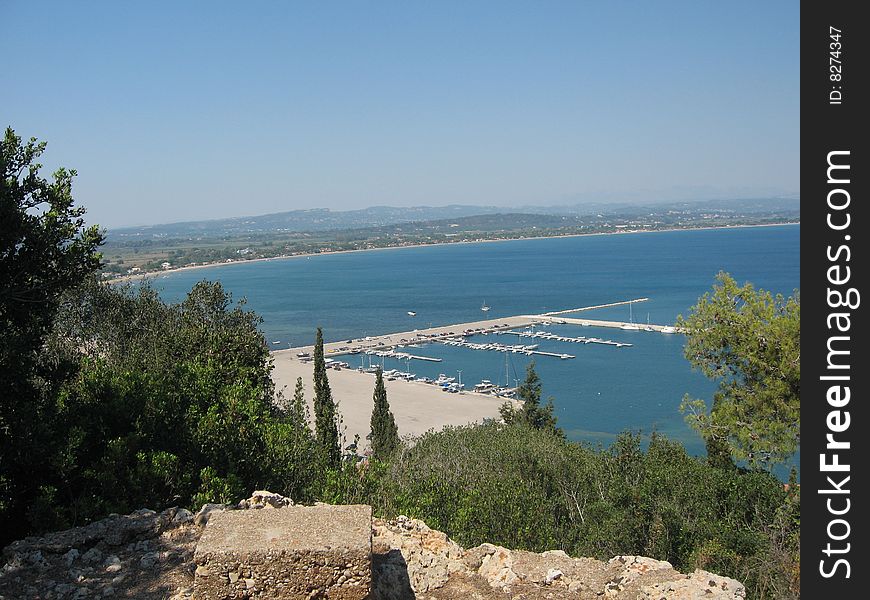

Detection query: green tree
xmin=499 ymin=362 xmax=561 ymax=436
xmin=313 ymin=328 xmax=340 ymax=468
xmin=678 ymin=272 xmax=800 ymax=467
xmin=369 ymin=369 xmax=400 ymax=460
xmin=288 ymin=377 xmax=309 ymax=432
xmin=262 ymin=377 xmax=318 ymax=503
xmin=1 ymin=127 xmax=104 ymax=541
xmin=14 ymin=279 xmax=321 ymax=534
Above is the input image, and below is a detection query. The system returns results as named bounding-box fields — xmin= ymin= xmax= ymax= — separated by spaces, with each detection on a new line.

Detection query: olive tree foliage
xmin=677 ymin=272 xmax=800 ymax=468
xmin=4 ymin=276 xmax=321 ymax=540
xmin=1 ymin=127 xmax=104 ymax=541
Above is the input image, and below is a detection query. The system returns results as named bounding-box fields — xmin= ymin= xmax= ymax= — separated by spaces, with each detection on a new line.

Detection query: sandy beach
xmin=108 ymin=222 xmax=799 ymax=284
xmin=270 ymin=352 xmax=513 ymax=450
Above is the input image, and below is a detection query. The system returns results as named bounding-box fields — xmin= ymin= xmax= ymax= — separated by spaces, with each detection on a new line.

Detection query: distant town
xmin=101 ymin=197 xmax=799 ymax=277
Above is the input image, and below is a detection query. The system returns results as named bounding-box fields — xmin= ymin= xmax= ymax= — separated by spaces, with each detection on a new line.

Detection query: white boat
xmin=480 ymin=300 xmax=490 ymax=312
xmin=434 ymin=374 xmax=455 ymax=385
xmin=473 ymin=380 xmax=496 ymax=393
xmin=660 ymin=326 xmax=677 ymax=334
xmin=407 ymin=311 xmax=417 ymax=316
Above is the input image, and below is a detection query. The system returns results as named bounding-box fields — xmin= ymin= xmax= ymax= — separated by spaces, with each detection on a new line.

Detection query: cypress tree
xmin=369 ymin=369 xmax=399 ymax=460
xmin=288 ymin=377 xmax=309 ymax=432
xmin=313 ymin=328 xmax=340 ymax=468
xmin=499 ymin=362 xmax=561 ymax=436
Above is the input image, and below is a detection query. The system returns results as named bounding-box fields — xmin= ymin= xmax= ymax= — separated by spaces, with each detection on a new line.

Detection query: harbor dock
xmin=275 ymin=298 xmax=679 ymax=360
xmin=538 ymin=315 xmax=681 ymax=333
xmin=541 ymin=298 xmax=649 ymax=316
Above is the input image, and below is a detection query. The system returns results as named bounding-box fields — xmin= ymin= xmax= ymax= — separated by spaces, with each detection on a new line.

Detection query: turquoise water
xmin=148 ymin=225 xmax=800 ymax=465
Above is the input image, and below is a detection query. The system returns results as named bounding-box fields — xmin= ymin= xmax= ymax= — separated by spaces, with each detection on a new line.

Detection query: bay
xmin=147 ymin=224 xmax=800 ymax=469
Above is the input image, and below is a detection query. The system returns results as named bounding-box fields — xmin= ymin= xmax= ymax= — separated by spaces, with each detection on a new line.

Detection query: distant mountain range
xmin=108 ymin=197 xmax=799 ymax=240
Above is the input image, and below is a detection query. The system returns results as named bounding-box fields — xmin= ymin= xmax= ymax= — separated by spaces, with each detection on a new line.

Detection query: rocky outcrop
xmin=371 ymin=516 xmax=745 ymax=600
xmin=0 ymin=493 xmax=745 ymax=600
xmin=0 ymin=507 xmax=199 ymax=600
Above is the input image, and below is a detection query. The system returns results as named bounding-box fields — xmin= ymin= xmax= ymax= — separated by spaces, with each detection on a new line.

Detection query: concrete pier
xmin=540 ymin=315 xmax=682 ymax=333
xmin=541 ymin=297 xmax=649 ymax=316
xmin=276 ymin=299 xmax=679 ymax=360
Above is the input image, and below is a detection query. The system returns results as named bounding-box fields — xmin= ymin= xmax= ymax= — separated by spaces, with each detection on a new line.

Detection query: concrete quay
xmin=276 ymin=298 xmax=678 ymax=360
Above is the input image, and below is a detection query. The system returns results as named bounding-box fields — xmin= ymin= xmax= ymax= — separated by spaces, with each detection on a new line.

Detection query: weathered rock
xmin=193 ymin=503 xmax=229 ymax=527
xmin=236 ymin=490 xmax=294 ymax=510
xmin=139 ymin=551 xmax=160 ymax=569
xmin=172 ymin=508 xmax=194 ymax=525
xmin=371 ymin=516 xmax=466 ymax=593
xmin=63 ymin=548 xmax=80 ymax=567
xmin=1 ymin=507 xmax=200 ymax=600
xmin=1 ymin=497 xmax=746 ymax=600
xmin=80 ymin=548 xmax=102 ymax=565
xmin=545 ymin=567 xmax=563 ymax=584
xmin=474 ymin=544 xmax=520 ymax=588
xmin=638 ymin=569 xmax=746 ymax=599
xmin=193 ymin=504 xmax=372 ymax=600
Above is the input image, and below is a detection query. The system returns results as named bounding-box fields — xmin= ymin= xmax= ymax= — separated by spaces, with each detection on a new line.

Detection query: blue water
xmin=147 ymin=225 xmax=800 ymax=470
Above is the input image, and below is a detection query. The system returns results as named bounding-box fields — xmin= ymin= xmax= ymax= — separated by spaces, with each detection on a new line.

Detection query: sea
xmin=145 ymin=224 xmax=800 ymax=475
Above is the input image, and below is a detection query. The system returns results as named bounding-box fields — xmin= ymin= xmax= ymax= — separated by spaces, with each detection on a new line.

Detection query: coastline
xmin=108 ymin=221 xmax=800 ymax=284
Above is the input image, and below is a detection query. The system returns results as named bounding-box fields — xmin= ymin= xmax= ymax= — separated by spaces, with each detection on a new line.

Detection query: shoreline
xmin=109 ymin=221 xmax=799 ymax=284
xmin=270 ymin=352 xmax=517 ymax=448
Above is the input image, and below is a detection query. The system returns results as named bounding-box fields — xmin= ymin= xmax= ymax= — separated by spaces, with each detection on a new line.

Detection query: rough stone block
xmin=193 ymin=504 xmax=372 ymax=599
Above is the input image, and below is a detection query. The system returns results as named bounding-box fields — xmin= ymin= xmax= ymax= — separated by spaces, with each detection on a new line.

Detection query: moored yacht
xmin=434 ymin=373 xmax=455 ymax=385
xmin=472 ymin=380 xmax=496 ymax=393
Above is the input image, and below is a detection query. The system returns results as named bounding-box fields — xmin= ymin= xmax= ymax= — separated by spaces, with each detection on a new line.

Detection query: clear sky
xmin=2 ymin=1 xmax=799 ymax=228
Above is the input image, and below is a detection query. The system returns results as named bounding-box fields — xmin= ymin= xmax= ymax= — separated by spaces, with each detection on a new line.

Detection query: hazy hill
xmin=108 ymin=197 xmax=799 ymax=240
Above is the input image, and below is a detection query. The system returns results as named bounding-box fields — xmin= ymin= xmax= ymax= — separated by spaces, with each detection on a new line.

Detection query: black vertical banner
xmin=802 ymin=1 xmax=868 ymax=596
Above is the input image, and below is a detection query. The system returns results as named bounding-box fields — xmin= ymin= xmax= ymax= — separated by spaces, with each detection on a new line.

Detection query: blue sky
xmin=2 ymin=1 xmax=799 ymax=228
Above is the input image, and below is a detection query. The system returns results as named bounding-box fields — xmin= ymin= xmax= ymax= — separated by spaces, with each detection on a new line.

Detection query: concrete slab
xmin=193 ymin=504 xmax=372 ymax=599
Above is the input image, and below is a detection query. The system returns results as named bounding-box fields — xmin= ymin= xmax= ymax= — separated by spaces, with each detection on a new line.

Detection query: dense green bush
xmin=358 ymin=423 xmax=797 ymax=599
xmin=14 ymin=279 xmax=322 ymax=536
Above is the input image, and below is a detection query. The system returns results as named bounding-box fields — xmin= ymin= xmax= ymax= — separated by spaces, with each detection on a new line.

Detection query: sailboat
xmin=620 ymin=300 xmax=640 ymax=330
xmin=480 ymin=300 xmax=491 ymax=312
xmin=643 ymin=313 xmax=654 ymax=332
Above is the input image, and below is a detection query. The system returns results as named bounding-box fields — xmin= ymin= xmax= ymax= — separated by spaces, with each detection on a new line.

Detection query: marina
xmin=274 ymin=299 xmax=681 ymax=396
xmin=277 ymin=298 xmax=676 ymax=361
xmin=439 ymin=338 xmax=576 ymax=360
xmin=497 ymin=329 xmax=633 ymax=348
